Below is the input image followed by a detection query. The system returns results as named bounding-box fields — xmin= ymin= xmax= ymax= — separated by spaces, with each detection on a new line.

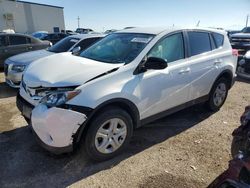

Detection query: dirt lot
xmin=0 ymin=71 xmax=249 ymax=188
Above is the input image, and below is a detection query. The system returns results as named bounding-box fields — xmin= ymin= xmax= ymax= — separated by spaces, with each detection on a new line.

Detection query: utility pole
xmin=196 ymin=20 xmax=200 ymax=27
xmin=246 ymin=14 xmax=249 ymax=27
xmin=77 ymin=16 xmax=80 ymax=28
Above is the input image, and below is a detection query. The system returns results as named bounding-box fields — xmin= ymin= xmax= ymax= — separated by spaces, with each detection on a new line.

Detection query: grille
xmin=231 ymin=37 xmax=250 ymax=43
xmin=4 ymin=64 xmax=8 ymax=76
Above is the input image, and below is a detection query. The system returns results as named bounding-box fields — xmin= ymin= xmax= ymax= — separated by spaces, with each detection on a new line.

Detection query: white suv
xmin=17 ymin=27 xmax=237 ymax=161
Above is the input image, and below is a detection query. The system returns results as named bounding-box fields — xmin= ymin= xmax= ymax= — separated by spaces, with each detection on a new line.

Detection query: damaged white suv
xmin=17 ymin=27 xmax=237 ymax=161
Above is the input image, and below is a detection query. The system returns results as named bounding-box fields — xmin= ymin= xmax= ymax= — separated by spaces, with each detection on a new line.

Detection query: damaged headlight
xmin=40 ymin=89 xmax=81 ymax=107
xmin=12 ymin=65 xmax=26 ymax=72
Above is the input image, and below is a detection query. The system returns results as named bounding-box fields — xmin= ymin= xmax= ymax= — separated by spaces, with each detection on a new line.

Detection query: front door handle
xmin=178 ymin=68 xmax=190 ymax=74
xmin=214 ymin=61 xmax=222 ymax=66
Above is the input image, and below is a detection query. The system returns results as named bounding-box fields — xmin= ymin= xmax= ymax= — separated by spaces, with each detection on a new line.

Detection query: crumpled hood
xmin=23 ymin=53 xmax=121 ymax=88
xmin=231 ymin=33 xmax=250 ymax=38
xmin=8 ymin=50 xmax=54 ymax=65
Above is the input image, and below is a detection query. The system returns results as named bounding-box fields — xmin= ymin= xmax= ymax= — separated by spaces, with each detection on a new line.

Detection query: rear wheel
xmin=84 ymin=107 xmax=133 ymax=161
xmin=207 ymin=77 xmax=229 ymax=111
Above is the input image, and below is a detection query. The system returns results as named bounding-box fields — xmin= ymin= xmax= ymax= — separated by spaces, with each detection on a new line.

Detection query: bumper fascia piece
xmin=31 ymin=104 xmax=87 ymax=154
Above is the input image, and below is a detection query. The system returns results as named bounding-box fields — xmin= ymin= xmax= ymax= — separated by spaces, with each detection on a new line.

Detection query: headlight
xmin=40 ymin=89 xmax=81 ymax=108
xmin=12 ymin=65 xmax=26 ymax=72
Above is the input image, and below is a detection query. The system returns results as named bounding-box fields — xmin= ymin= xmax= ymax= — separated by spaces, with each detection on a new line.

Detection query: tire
xmin=231 ymin=136 xmax=247 ymax=158
xmin=84 ymin=106 xmax=133 ymax=161
xmin=207 ymin=77 xmax=229 ymax=111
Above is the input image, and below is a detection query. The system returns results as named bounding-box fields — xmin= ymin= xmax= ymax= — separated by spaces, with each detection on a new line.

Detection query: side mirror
xmin=72 ymin=46 xmax=81 ymax=55
xmin=144 ymin=57 xmax=168 ymax=70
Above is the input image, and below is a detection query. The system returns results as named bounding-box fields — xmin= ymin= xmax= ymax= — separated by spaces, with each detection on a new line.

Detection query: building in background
xmin=0 ymin=0 xmax=65 ymax=33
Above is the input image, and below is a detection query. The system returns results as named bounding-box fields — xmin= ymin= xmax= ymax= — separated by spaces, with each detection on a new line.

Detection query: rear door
xmin=187 ymin=31 xmax=222 ymax=101
xmin=6 ymin=35 xmax=29 ymax=57
xmin=0 ymin=35 xmax=8 ymax=66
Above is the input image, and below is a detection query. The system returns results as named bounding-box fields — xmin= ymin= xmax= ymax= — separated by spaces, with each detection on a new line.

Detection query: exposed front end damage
xmin=31 ymin=104 xmax=87 ymax=154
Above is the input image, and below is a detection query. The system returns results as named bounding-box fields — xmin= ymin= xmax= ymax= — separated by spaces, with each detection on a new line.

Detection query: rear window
xmin=9 ymin=36 xmax=27 ymax=45
xmin=0 ymin=36 xmax=7 ymax=47
xmin=212 ymin=33 xmax=224 ymax=48
xmin=188 ymin=32 xmax=211 ymax=56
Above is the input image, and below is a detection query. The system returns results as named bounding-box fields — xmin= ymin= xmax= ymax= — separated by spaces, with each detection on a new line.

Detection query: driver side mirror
xmin=72 ymin=46 xmax=81 ymax=55
xmin=144 ymin=57 xmax=168 ymax=70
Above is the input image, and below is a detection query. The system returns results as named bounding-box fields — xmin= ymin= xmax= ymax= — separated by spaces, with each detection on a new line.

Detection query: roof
xmin=16 ymin=1 xmax=64 ymax=9
xmin=116 ymin=27 xmax=226 ymax=35
xmin=68 ymin=33 xmax=107 ymax=40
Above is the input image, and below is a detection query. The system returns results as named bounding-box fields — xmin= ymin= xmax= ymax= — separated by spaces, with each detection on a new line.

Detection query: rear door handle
xmin=178 ymin=68 xmax=190 ymax=74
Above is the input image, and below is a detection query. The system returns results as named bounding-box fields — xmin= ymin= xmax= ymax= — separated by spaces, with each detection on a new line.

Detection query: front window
xmin=48 ymin=37 xmax=80 ymax=53
xmin=242 ymin=27 xmax=250 ymax=33
xmin=148 ymin=33 xmax=184 ymax=63
xmin=80 ymin=33 xmax=154 ymax=64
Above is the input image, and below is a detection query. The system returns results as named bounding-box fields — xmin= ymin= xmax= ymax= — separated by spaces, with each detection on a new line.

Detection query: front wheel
xmin=207 ymin=77 xmax=229 ymax=111
xmin=84 ymin=107 xmax=133 ymax=161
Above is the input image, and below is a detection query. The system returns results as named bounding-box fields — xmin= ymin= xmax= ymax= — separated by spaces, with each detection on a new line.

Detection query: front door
xmin=135 ymin=32 xmax=191 ymax=120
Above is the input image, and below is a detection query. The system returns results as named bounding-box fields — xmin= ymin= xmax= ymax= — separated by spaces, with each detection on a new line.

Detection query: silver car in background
xmin=4 ymin=34 xmax=105 ymax=88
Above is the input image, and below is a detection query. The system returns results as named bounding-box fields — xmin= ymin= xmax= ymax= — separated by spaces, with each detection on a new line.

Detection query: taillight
xmin=232 ymin=49 xmax=238 ymax=56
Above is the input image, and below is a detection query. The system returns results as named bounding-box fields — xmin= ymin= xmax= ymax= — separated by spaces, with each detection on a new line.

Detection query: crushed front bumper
xmin=31 ymin=104 xmax=87 ymax=154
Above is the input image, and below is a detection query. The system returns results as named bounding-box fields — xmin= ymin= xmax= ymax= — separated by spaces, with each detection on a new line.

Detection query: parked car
xmin=231 ymin=105 xmax=250 ymax=158
xmin=40 ymin=33 xmax=69 ymax=44
xmin=32 ymin=31 xmax=48 ymax=39
xmin=17 ymin=27 xmax=237 ymax=161
xmin=75 ymin=28 xmax=93 ymax=34
xmin=0 ymin=33 xmax=51 ymax=68
xmin=208 ymin=155 xmax=250 ymax=188
xmin=237 ymin=50 xmax=250 ymax=79
xmin=4 ymin=34 xmax=104 ymax=88
xmin=209 ymin=106 xmax=250 ymax=188
xmin=230 ymin=27 xmax=250 ymax=59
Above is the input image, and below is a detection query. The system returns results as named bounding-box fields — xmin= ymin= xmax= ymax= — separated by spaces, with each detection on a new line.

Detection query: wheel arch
xmin=74 ymin=98 xmax=140 ymax=144
xmin=212 ymin=69 xmax=234 ymax=90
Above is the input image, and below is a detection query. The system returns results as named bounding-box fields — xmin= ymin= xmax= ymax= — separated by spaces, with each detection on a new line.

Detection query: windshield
xmin=242 ymin=27 xmax=250 ymax=33
xmin=48 ymin=37 xmax=80 ymax=53
xmin=80 ymin=33 xmax=154 ymax=64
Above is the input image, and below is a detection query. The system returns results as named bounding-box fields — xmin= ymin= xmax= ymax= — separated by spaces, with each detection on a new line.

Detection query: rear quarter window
xmin=212 ymin=33 xmax=224 ymax=48
xmin=188 ymin=32 xmax=211 ymax=56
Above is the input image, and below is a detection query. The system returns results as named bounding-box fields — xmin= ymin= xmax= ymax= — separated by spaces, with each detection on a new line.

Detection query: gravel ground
xmin=0 ymin=71 xmax=249 ymax=188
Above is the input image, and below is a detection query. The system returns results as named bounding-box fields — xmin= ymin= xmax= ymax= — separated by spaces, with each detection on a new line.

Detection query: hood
xmin=8 ymin=50 xmax=54 ymax=65
xmin=23 ymin=53 xmax=121 ymax=88
xmin=231 ymin=33 xmax=250 ymax=38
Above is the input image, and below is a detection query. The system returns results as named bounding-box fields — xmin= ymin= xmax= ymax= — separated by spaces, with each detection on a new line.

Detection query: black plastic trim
xmin=141 ymin=95 xmax=209 ymax=125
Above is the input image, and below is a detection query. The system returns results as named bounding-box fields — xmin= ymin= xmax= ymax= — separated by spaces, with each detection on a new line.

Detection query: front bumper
xmin=31 ymin=104 xmax=87 ymax=154
xmin=16 ymin=93 xmax=34 ymax=120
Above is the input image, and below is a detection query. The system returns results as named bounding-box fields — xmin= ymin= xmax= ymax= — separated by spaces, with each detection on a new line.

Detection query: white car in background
xmin=4 ymin=34 xmax=105 ymax=88
xmin=18 ymin=27 xmax=237 ymax=161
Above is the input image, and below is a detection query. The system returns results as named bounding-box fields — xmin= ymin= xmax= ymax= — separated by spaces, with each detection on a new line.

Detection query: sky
xmin=23 ymin=0 xmax=250 ymax=32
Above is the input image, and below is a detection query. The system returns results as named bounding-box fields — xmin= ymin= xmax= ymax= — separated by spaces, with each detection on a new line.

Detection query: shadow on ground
xmin=0 ymin=82 xmax=18 ymax=99
xmin=0 ymin=104 xmax=213 ymax=187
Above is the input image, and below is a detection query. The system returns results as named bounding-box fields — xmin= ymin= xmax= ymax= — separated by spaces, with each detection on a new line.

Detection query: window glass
xmin=212 ymin=33 xmax=224 ymax=48
xmin=148 ymin=33 xmax=184 ymax=63
xmin=9 ymin=36 xmax=27 ymax=45
xmin=80 ymin=33 xmax=154 ymax=64
xmin=48 ymin=37 xmax=80 ymax=53
xmin=74 ymin=37 xmax=101 ymax=51
xmin=188 ymin=32 xmax=211 ymax=56
xmin=0 ymin=36 xmax=7 ymax=47
xmin=26 ymin=37 xmax=31 ymax=44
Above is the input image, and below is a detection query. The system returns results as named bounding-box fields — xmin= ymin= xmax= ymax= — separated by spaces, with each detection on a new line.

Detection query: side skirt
xmin=140 ymin=95 xmax=209 ymax=126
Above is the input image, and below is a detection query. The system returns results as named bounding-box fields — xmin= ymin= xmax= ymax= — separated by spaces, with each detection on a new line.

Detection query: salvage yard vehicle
xmin=230 ymin=27 xmax=250 ymax=59
xmin=4 ymin=34 xmax=105 ymax=88
xmin=40 ymin=33 xmax=69 ymax=45
xmin=209 ymin=106 xmax=250 ymax=188
xmin=0 ymin=33 xmax=51 ymax=68
xmin=231 ymin=105 xmax=250 ymax=158
xmin=17 ymin=27 xmax=237 ymax=161
xmin=237 ymin=51 xmax=250 ymax=79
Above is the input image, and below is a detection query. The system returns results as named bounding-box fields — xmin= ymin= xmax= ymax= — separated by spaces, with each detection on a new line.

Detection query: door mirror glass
xmin=144 ymin=57 xmax=168 ymax=70
xmin=72 ymin=46 xmax=81 ymax=55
